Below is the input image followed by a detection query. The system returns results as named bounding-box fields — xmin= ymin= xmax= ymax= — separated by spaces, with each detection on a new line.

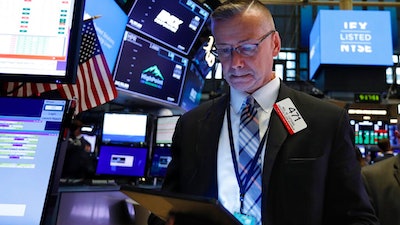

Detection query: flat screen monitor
xmin=149 ymin=146 xmax=172 ymax=178
xmin=101 ymin=112 xmax=148 ymax=145
xmin=0 ymin=97 xmax=69 ymax=225
xmin=126 ymin=0 xmax=211 ymax=55
xmin=191 ymin=36 xmax=217 ymax=78
xmin=309 ymin=10 xmax=393 ymax=79
xmin=81 ymin=134 xmax=97 ymax=153
xmin=388 ymin=124 xmax=399 ymax=148
xmin=0 ymin=0 xmax=85 ymax=83
xmin=83 ymin=0 xmax=128 ymax=73
xmin=95 ymin=145 xmax=148 ymax=177
xmin=113 ymin=30 xmax=187 ymax=106
xmin=180 ymin=64 xmax=205 ymax=111
xmin=350 ymin=120 xmax=389 ymax=146
xmin=155 ymin=115 xmax=180 ymax=145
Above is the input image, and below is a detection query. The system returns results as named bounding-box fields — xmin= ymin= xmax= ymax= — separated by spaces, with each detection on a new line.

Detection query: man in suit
xmin=62 ymin=119 xmax=95 ymax=179
xmin=362 ymin=134 xmax=400 ymax=225
xmin=149 ymin=1 xmax=379 ymax=224
xmin=374 ymin=138 xmax=394 ymax=163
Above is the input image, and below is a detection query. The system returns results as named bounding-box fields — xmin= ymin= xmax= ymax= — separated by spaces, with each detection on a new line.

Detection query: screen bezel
xmin=0 ymin=0 xmax=85 ymax=84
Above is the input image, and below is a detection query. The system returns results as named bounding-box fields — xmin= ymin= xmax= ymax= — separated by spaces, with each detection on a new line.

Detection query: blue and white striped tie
xmin=238 ymin=95 xmax=262 ymax=224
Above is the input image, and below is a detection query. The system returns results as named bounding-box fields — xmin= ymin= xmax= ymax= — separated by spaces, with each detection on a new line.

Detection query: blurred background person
xmin=62 ymin=119 xmax=95 ymax=180
xmin=361 ymin=127 xmax=400 ymax=225
xmin=374 ymin=138 xmax=394 ymax=163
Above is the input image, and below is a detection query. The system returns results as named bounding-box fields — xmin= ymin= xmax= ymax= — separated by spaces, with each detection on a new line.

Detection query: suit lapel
xmin=196 ymin=95 xmax=228 ymax=154
xmin=262 ymin=83 xmax=292 ymax=193
xmin=195 ymin=95 xmax=228 ymax=197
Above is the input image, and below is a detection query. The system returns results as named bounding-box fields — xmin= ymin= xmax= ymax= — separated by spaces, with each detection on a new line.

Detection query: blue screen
xmin=84 ymin=0 xmax=128 ymax=72
xmin=96 ymin=145 xmax=148 ymax=177
xmin=149 ymin=146 xmax=172 ymax=177
xmin=180 ymin=64 xmax=204 ymax=111
xmin=309 ymin=10 xmax=393 ymax=79
xmin=0 ymin=97 xmax=67 ymax=225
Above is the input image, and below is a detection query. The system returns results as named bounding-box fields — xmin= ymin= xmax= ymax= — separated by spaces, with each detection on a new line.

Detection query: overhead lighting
xmin=347 ymin=109 xmax=387 ymax=115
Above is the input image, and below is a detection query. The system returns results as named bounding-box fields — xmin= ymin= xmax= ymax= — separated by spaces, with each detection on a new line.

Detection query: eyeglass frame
xmin=211 ymin=30 xmax=276 ymax=59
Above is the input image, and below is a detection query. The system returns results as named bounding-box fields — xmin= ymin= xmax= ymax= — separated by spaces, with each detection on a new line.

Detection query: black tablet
xmin=120 ymin=185 xmax=242 ymax=225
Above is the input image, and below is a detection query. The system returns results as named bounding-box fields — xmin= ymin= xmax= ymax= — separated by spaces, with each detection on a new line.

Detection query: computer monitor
xmin=149 ymin=146 xmax=172 ymax=178
xmin=155 ymin=115 xmax=180 ymax=145
xmin=83 ymin=0 xmax=128 ymax=73
xmin=179 ymin=64 xmax=205 ymax=111
xmin=95 ymin=145 xmax=148 ymax=178
xmin=101 ymin=112 xmax=148 ymax=145
xmin=350 ymin=120 xmax=389 ymax=146
xmin=81 ymin=134 xmax=97 ymax=153
xmin=0 ymin=0 xmax=85 ymax=83
xmin=126 ymin=0 xmax=211 ymax=55
xmin=113 ymin=30 xmax=188 ymax=106
xmin=0 ymin=97 xmax=69 ymax=225
xmin=191 ymin=36 xmax=217 ymax=78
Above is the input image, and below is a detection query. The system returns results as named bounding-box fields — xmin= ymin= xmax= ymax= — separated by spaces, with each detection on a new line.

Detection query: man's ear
xmin=272 ymin=31 xmax=281 ymax=57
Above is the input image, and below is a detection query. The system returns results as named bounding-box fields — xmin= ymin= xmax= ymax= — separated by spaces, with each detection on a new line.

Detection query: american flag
xmin=4 ymin=82 xmax=58 ymax=97
xmin=3 ymin=19 xmax=118 ymax=114
xmin=58 ymin=19 xmax=118 ymax=113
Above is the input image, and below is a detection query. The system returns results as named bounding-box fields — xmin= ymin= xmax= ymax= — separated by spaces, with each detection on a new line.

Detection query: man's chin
xmin=230 ymin=83 xmax=255 ymax=93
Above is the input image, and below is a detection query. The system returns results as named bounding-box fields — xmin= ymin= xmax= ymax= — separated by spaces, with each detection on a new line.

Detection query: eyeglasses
xmin=212 ymin=30 xmax=276 ymax=59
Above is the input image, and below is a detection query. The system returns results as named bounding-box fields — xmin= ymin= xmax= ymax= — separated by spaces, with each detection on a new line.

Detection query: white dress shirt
xmin=217 ymin=76 xmax=280 ymax=214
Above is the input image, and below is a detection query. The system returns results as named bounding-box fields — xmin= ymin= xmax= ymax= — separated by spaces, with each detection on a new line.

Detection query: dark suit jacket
xmin=362 ymin=154 xmax=400 ymax=225
xmin=155 ymin=82 xmax=378 ymax=225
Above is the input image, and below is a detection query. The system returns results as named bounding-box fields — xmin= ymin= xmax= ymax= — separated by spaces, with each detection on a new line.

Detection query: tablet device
xmin=120 ymin=185 xmax=242 ymax=225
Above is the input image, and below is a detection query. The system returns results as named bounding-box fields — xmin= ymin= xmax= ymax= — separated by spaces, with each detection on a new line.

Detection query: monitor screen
xmin=126 ymin=0 xmax=210 ymax=55
xmin=155 ymin=115 xmax=180 ymax=145
xmin=95 ymin=145 xmax=148 ymax=177
xmin=83 ymin=0 xmax=128 ymax=73
xmin=350 ymin=120 xmax=389 ymax=145
xmin=81 ymin=134 xmax=97 ymax=153
xmin=309 ymin=10 xmax=393 ymax=79
xmin=388 ymin=124 xmax=399 ymax=148
xmin=191 ymin=36 xmax=217 ymax=78
xmin=149 ymin=146 xmax=172 ymax=178
xmin=101 ymin=112 xmax=148 ymax=145
xmin=0 ymin=0 xmax=85 ymax=83
xmin=0 ymin=97 xmax=68 ymax=225
xmin=113 ymin=30 xmax=188 ymax=106
xmin=179 ymin=64 xmax=205 ymax=111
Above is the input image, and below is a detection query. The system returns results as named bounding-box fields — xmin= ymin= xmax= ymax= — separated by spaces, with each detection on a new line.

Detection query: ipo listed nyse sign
xmin=309 ymin=10 xmax=393 ymax=79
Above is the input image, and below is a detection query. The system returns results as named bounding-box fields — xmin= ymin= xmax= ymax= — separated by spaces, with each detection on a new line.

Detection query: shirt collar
xmin=230 ymin=76 xmax=280 ymax=114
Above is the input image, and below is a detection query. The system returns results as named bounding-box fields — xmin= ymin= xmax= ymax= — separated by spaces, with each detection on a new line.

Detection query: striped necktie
xmin=238 ymin=95 xmax=262 ymax=224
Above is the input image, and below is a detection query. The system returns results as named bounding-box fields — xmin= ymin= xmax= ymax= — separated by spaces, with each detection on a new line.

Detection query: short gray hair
xmin=211 ymin=0 xmax=272 ymax=22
